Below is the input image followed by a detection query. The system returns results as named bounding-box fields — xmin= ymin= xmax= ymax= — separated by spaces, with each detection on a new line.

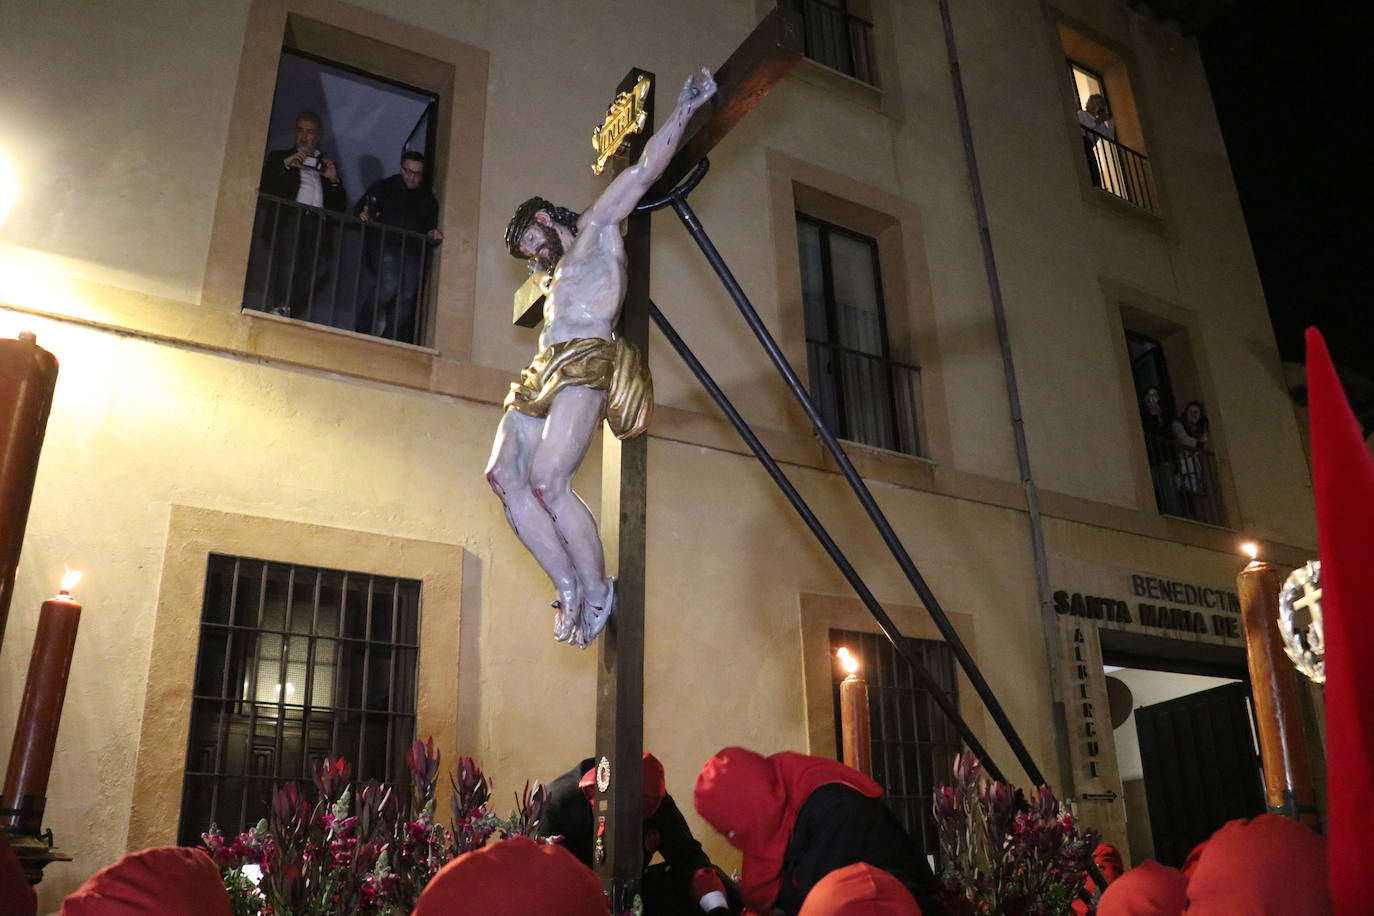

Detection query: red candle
xmin=1236 ymin=545 xmax=1316 ymax=825
xmin=838 ymin=648 xmax=872 ymax=776
xmin=2 ymin=570 xmax=82 ymax=834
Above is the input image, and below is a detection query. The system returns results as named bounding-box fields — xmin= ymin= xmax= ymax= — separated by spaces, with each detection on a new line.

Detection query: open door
xmin=1135 ymin=682 xmax=1265 ymax=865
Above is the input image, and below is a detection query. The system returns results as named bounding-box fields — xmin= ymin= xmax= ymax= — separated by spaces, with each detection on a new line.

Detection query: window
xmin=797 ymin=212 xmax=922 ymax=455
xmin=244 ymin=49 xmax=442 ymax=345
xmin=829 ymin=629 xmax=959 ymax=859
xmin=1125 ymin=326 xmax=1226 ymax=526
xmin=784 ymin=0 xmax=878 ymax=86
xmin=177 ymin=554 xmax=421 ymax=844
xmin=1059 ymin=24 xmax=1159 ymax=214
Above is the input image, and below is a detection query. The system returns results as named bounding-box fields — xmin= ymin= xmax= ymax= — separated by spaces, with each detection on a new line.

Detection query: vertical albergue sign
xmin=1049 ymin=556 xmax=1246 ymax=846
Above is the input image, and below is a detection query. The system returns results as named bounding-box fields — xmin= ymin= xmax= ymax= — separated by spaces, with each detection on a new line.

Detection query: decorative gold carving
xmin=591 ymin=75 xmax=651 ymax=175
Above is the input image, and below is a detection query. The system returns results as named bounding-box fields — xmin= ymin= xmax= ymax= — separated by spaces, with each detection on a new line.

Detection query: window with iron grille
xmin=177 ymin=554 xmax=421 ymax=845
xmin=830 ymin=629 xmax=959 ymax=859
xmin=797 ymin=212 xmax=923 ymax=456
xmin=783 ymin=0 xmax=879 ymax=86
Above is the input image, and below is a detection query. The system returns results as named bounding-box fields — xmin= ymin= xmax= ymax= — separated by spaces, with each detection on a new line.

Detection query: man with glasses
xmin=355 ymin=151 xmax=444 ymax=342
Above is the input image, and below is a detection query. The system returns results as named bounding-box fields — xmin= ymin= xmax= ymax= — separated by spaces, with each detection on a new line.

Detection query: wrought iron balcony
xmin=807 ymin=339 xmax=922 ymax=456
xmin=1143 ymin=432 xmax=1226 ymax=526
xmin=1081 ymin=126 xmax=1160 ymax=214
xmin=244 ymin=193 xmax=440 ymax=346
xmin=785 ymin=0 xmax=879 ymax=87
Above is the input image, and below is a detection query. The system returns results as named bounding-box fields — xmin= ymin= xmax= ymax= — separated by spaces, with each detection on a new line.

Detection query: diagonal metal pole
xmin=646 ymin=167 xmax=1046 ymax=788
xmin=648 ymin=298 xmax=1007 ymax=783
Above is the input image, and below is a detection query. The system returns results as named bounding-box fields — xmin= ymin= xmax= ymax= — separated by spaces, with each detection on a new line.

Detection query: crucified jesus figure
xmin=486 ymin=69 xmax=717 ymax=649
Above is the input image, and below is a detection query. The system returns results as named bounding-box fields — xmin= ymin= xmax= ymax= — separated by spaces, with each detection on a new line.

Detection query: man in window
xmin=354 ymin=151 xmax=444 ymax=342
xmin=259 ymin=110 xmax=346 ymax=320
xmin=1077 ymin=93 xmax=1114 ymax=189
xmin=486 ymin=69 xmax=716 ymax=649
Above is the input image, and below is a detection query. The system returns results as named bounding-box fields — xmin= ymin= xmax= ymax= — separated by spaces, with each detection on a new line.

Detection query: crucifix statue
xmin=488 ymin=8 xmax=800 ymax=910
xmin=485 ymin=69 xmax=717 ymax=650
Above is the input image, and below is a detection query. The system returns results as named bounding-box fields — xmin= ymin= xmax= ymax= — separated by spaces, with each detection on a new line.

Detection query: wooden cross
xmin=510 ymin=9 xmax=801 ymax=910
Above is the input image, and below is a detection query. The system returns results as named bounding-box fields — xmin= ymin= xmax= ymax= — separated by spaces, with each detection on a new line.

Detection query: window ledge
xmin=243 ymin=308 xmax=441 ymax=356
xmin=790 ymin=57 xmax=888 ymax=117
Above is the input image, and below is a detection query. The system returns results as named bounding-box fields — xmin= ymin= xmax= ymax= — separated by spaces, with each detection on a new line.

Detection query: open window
xmin=1123 ymin=314 xmax=1225 ymax=526
xmin=245 ymin=49 xmax=442 ymax=345
xmin=1059 ymin=23 xmax=1159 ymax=214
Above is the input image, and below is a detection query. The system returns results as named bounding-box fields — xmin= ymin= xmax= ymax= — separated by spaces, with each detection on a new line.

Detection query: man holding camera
xmin=259 ymin=110 xmax=346 ymax=320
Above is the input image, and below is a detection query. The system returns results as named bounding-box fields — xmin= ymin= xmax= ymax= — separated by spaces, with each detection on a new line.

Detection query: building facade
xmin=0 ymin=0 xmax=1316 ymax=908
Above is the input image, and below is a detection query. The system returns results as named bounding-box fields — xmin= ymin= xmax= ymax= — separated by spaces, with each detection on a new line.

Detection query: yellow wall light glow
xmin=0 ymin=151 xmax=19 ymax=230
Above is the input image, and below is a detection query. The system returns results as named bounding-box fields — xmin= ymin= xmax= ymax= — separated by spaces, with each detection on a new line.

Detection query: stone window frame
xmin=200 ymin=0 xmax=488 ymax=360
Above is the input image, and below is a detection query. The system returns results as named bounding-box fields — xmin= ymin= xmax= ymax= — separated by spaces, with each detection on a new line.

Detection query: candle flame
xmin=837 ymin=647 xmax=860 ymax=676
xmin=60 ymin=566 xmax=82 ymax=593
xmin=1241 ymin=542 xmax=1259 ymax=560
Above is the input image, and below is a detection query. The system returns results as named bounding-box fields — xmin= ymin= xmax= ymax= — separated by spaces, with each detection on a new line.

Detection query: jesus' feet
xmin=572 ymin=577 xmax=615 ymax=649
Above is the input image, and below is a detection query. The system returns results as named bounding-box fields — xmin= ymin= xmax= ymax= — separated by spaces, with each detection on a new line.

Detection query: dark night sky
xmin=1198 ymin=1 xmax=1368 ymax=381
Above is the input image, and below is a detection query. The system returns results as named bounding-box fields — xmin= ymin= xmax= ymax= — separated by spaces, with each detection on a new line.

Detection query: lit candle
xmin=2 ymin=568 xmax=83 ymax=834
xmin=1236 ymin=544 xmax=1316 ymax=825
xmin=837 ymin=648 xmax=872 ymax=776
xmin=0 ymin=331 xmax=60 ymax=657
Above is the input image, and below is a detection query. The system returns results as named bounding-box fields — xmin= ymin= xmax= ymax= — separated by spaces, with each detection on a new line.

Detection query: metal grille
xmin=830 ymin=629 xmax=959 ymax=858
xmin=244 ymin=194 xmax=439 ymax=345
xmin=177 ymin=554 xmax=421 ymax=845
xmin=1081 ymin=128 xmax=1160 ymax=214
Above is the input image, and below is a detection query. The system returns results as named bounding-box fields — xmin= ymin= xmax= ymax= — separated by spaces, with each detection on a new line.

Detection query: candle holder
xmin=1237 ymin=545 xmax=1318 ymax=824
xmin=1 ymin=572 xmax=82 ymax=885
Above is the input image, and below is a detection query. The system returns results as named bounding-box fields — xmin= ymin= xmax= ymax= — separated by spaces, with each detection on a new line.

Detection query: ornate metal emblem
xmin=1279 ymin=560 xmax=1325 ymax=683
xmin=596 ymin=755 xmax=612 ymax=792
xmin=592 ymin=75 xmax=652 ymax=175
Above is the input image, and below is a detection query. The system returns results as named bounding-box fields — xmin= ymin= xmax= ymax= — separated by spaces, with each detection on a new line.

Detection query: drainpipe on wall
xmin=935 ymin=0 xmax=1074 ymax=797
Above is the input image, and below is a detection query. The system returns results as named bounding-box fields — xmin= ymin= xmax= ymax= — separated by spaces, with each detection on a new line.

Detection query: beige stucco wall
xmin=0 ymin=0 xmax=1318 ymax=910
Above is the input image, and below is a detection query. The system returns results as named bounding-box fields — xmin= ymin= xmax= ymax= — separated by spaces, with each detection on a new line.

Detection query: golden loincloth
xmin=503 ymin=336 xmax=653 ymax=439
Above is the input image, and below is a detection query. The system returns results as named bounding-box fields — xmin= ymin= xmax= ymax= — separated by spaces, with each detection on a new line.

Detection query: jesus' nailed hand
xmin=485 ymin=69 xmax=717 ymax=649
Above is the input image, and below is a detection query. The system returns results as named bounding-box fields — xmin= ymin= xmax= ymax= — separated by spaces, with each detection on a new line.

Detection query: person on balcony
xmin=258 ymin=110 xmax=346 ymax=320
xmin=1172 ymin=400 xmax=1211 ymax=519
xmin=354 ymin=151 xmax=443 ymax=342
xmin=1077 ymin=93 xmax=1115 ymax=189
xmin=1139 ymin=386 xmax=1180 ymax=515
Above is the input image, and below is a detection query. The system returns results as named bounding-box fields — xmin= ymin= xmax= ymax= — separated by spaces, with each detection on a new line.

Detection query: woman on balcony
xmin=1172 ymin=401 xmax=1212 ymax=520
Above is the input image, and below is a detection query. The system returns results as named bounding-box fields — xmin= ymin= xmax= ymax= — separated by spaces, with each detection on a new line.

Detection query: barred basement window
xmin=830 ymin=629 xmax=959 ymax=860
xmin=177 ymin=554 xmax=421 ymax=845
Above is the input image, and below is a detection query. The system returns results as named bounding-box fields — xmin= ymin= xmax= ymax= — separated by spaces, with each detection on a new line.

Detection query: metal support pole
xmin=649 ymin=299 xmax=1007 ymax=782
xmin=654 ymin=177 xmax=1046 ymax=788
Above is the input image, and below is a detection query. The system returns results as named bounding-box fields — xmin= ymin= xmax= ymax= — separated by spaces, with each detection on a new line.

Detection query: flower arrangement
xmin=932 ymin=752 xmax=1099 ymax=916
xmin=201 ymin=738 xmax=551 ymax=915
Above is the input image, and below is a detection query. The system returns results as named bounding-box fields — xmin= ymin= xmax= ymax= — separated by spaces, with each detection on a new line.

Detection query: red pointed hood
xmin=1306 ymin=327 xmax=1374 ymax=915
xmin=694 ymin=747 xmax=883 ymax=911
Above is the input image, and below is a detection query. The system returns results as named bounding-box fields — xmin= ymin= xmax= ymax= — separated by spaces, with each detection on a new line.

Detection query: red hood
xmin=797 ymin=862 xmax=921 ymax=915
xmin=694 ymin=747 xmax=883 ymax=911
xmin=1184 ymin=814 xmax=1329 ymax=915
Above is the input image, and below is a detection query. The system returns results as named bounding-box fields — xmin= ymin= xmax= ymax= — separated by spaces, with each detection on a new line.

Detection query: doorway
xmin=1100 ymin=632 xmax=1264 ymax=866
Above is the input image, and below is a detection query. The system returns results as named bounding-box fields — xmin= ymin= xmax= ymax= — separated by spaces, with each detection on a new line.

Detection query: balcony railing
xmin=807 ymin=339 xmax=922 ymax=455
xmin=243 ymin=193 xmax=439 ymax=346
xmin=1143 ymin=433 xmax=1226 ymax=526
xmin=786 ymin=0 xmax=879 ymax=87
xmin=1080 ymin=126 xmax=1159 ymax=214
